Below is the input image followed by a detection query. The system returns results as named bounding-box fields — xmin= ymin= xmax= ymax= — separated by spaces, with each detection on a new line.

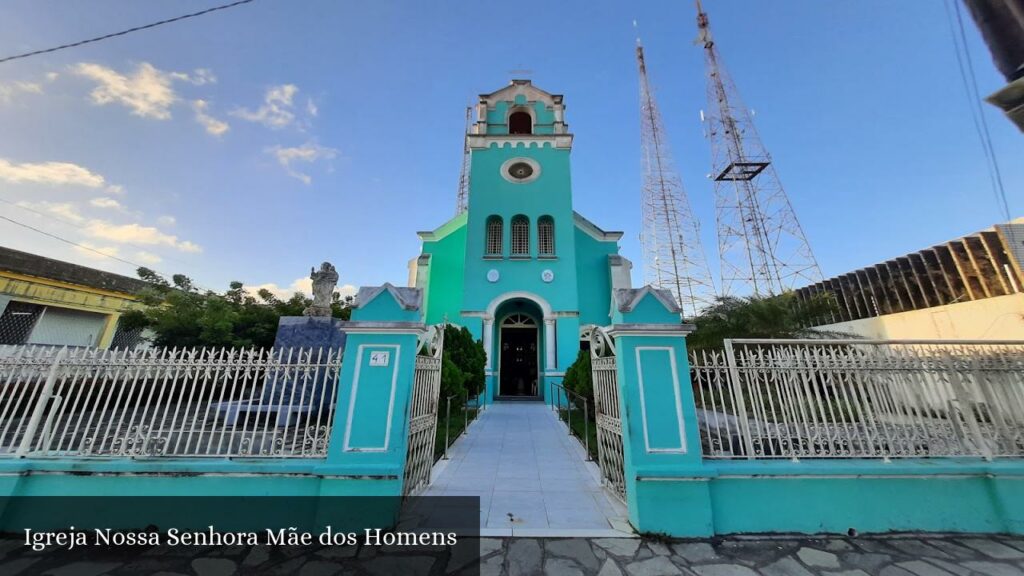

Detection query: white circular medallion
xmin=487 ymin=269 xmax=500 ymax=283
xmin=541 ymin=269 xmax=554 ymax=283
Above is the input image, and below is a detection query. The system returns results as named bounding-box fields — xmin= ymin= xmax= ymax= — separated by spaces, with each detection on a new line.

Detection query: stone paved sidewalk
xmin=4 ymin=533 xmax=1024 ymax=575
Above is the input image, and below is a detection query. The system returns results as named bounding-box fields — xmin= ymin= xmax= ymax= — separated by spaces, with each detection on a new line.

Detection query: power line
xmin=0 ymin=0 xmax=257 ymax=65
xmin=0 ymin=211 xmax=217 ymax=293
xmin=943 ymin=0 xmax=1012 ymax=222
xmin=0 ymin=213 xmax=153 ymax=269
xmin=0 ymin=196 xmax=199 ymax=270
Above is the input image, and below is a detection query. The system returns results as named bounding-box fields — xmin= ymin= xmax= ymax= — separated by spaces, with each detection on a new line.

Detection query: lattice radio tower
xmin=696 ymin=1 xmax=822 ymax=296
xmin=455 ymin=105 xmax=472 ymax=215
xmin=636 ymin=39 xmax=717 ymax=318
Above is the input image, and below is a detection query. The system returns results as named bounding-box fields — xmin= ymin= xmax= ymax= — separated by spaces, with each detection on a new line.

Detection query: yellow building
xmin=0 ymin=247 xmax=147 ymax=348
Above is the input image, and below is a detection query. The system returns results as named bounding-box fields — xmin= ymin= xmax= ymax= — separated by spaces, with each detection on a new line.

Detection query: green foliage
xmin=125 ymin=268 xmax=354 ymax=349
xmin=438 ymin=324 xmax=486 ymax=400
xmin=562 ymin=349 xmax=593 ymax=406
xmin=686 ymin=292 xmax=842 ymax=351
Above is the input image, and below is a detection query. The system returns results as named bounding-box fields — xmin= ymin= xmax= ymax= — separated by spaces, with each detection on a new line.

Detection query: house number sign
xmin=369 ymin=351 xmax=390 ymax=367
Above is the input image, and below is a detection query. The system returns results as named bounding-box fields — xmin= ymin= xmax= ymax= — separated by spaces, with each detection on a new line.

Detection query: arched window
xmin=538 ymin=216 xmax=554 ymax=256
xmin=509 ymin=111 xmax=532 ymax=135
xmin=485 ymin=216 xmax=503 ymax=256
xmin=511 ymin=215 xmax=530 ymax=257
xmin=501 ymin=313 xmax=536 ymax=328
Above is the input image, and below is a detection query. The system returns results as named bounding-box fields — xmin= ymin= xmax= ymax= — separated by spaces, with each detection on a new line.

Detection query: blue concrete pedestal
xmin=214 ymin=316 xmax=350 ymax=424
xmin=274 ymin=316 xmax=348 ymax=350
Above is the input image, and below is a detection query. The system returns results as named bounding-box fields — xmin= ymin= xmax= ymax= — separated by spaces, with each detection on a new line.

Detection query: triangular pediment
xmin=479 ymin=80 xmax=562 ymax=108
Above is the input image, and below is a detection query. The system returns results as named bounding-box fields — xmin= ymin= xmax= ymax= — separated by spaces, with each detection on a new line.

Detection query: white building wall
xmin=811 ymin=293 xmax=1024 ymax=340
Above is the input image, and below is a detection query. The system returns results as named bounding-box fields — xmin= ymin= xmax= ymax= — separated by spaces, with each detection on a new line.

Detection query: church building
xmin=409 ymin=80 xmax=635 ymax=403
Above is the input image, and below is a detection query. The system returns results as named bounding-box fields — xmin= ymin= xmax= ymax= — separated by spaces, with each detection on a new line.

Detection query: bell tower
xmin=461 ymin=79 xmax=578 ymax=309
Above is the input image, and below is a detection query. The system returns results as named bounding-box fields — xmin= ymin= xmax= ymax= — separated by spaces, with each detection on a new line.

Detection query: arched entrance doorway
xmin=495 ymin=299 xmax=543 ymax=398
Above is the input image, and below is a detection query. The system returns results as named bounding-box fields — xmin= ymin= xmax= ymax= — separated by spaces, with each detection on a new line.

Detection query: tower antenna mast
xmin=696 ymin=0 xmax=822 ymax=296
xmin=455 ymin=105 xmax=472 ymax=215
xmin=636 ymin=33 xmax=717 ymax=318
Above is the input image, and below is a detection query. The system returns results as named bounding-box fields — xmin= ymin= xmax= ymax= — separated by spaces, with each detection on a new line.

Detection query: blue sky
xmin=0 ymin=0 xmax=1020 ymax=299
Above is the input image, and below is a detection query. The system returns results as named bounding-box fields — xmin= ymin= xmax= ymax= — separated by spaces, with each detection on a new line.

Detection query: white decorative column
xmin=482 ymin=316 xmax=494 ymax=370
xmin=544 ymin=318 xmax=556 ymax=371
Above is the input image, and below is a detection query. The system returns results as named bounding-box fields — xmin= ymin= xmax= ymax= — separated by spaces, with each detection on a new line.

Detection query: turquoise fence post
xmin=316 ymin=284 xmax=426 ymax=500
xmin=608 ymin=287 xmax=714 ymax=536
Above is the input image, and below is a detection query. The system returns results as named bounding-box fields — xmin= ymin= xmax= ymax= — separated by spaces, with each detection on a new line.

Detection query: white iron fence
xmin=403 ymin=325 xmax=444 ymax=496
xmin=692 ymin=339 xmax=1024 ymax=460
xmin=589 ymin=326 xmax=626 ymax=501
xmin=0 ymin=345 xmax=342 ymax=458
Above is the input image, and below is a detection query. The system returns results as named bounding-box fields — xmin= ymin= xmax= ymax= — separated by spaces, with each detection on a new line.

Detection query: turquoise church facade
xmin=409 ymin=80 xmax=633 ymax=403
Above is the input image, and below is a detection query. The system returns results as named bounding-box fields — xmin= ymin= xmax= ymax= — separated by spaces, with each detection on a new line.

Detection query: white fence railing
xmin=589 ymin=326 xmax=626 ymax=501
xmin=0 ymin=345 xmax=342 ymax=458
xmin=403 ymin=326 xmax=444 ymax=496
xmin=692 ymin=339 xmax=1024 ymax=460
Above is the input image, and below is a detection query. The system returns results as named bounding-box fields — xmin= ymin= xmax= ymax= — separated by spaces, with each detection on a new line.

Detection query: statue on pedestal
xmin=303 ymin=262 xmax=338 ymax=317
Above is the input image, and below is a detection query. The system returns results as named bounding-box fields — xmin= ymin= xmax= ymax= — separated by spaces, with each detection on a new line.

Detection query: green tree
xmin=686 ymin=292 xmax=843 ymax=351
xmin=438 ymin=324 xmax=486 ymax=400
xmin=561 ymin=349 xmax=593 ymax=406
xmin=121 ymin=268 xmax=354 ymax=349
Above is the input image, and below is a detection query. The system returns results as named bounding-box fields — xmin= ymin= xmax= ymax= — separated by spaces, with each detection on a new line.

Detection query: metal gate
xmin=402 ymin=326 xmax=444 ymax=496
xmin=590 ymin=327 xmax=626 ymax=501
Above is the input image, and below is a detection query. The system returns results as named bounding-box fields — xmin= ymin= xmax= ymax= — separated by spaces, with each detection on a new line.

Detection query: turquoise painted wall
xmin=420 ymin=215 xmax=467 ymax=325
xmin=462 ymin=143 xmax=578 ymax=313
xmin=574 ymin=227 xmax=618 ymax=326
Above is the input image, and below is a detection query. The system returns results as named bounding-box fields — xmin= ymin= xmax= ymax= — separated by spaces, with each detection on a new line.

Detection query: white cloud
xmin=170 ymin=68 xmax=216 ymax=86
xmin=45 ymin=72 xmax=59 ymax=82
xmin=16 ymin=201 xmax=86 ymax=224
xmin=73 ymin=242 xmax=121 ymax=261
xmin=84 ymin=220 xmax=202 ymax=253
xmin=267 ymin=142 xmax=338 ymax=184
xmin=89 ymin=197 xmax=122 ymax=210
xmin=72 ymin=62 xmax=179 ymax=119
xmin=157 ymin=215 xmax=176 ymax=226
xmin=244 ymin=277 xmax=356 ymax=300
xmin=231 ymin=84 xmax=299 ymax=129
xmin=133 ymin=250 xmax=162 ymax=265
xmin=0 ymin=81 xmax=43 ymax=104
xmin=191 ymin=99 xmax=229 ymax=136
xmin=106 ymin=184 xmax=124 ymax=195
xmin=306 ymin=98 xmax=318 ymax=117
xmin=0 ymin=158 xmax=106 ymax=187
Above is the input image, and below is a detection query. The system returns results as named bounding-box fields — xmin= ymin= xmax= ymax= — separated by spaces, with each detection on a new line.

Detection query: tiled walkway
xmin=423 ymin=402 xmax=633 ymax=537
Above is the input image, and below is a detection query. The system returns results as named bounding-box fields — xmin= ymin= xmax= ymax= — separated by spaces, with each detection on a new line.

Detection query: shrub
xmin=562 ymin=349 xmax=593 ymax=407
xmin=438 ymin=324 xmax=486 ymax=400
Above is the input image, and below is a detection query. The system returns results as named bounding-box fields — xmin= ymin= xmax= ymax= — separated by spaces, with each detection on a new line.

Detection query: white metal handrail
xmin=0 ymin=345 xmax=342 ymax=459
xmin=692 ymin=339 xmax=1024 ymax=460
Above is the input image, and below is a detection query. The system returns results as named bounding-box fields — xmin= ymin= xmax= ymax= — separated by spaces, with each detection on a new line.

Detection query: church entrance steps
xmin=424 ymin=402 xmax=633 ymax=537
xmin=493 ymin=395 xmax=544 ymax=402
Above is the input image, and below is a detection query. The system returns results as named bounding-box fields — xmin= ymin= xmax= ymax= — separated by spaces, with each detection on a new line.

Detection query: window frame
xmin=510 ymin=214 xmax=530 ymax=258
xmin=538 ymin=215 xmax=555 ymax=257
xmin=485 ymin=216 xmax=504 ymax=257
